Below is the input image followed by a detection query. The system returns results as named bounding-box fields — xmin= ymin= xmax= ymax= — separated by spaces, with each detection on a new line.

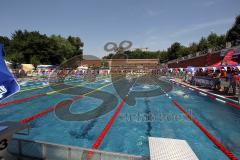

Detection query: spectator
xmin=213 ymin=69 xmax=221 ymax=90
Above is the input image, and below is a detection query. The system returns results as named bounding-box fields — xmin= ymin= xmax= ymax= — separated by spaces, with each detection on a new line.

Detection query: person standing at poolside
xmin=226 ymin=67 xmax=235 ymax=94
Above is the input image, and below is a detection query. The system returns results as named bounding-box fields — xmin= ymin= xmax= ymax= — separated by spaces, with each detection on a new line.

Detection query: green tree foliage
xmin=67 ymin=36 xmax=84 ymax=55
xmin=0 ymin=30 xmax=84 ymax=66
xmin=188 ymin=42 xmax=198 ymax=54
xmin=226 ymin=15 xmax=240 ymax=44
xmin=159 ymin=51 xmax=168 ymax=63
xmin=197 ymin=37 xmax=209 ymax=52
xmin=0 ymin=36 xmax=10 ymax=56
xmin=207 ymin=33 xmax=226 ymax=49
xmin=0 ymin=36 xmax=10 ymax=47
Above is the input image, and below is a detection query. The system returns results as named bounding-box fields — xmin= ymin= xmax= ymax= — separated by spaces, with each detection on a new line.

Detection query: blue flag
xmin=0 ymin=43 xmax=20 ymax=101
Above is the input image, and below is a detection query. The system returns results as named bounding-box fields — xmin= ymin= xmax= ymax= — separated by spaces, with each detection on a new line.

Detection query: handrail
xmin=166 ymin=45 xmax=240 ymax=65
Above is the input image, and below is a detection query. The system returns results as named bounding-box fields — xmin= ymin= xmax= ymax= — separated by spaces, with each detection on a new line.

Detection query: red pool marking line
xmin=170 ymin=80 xmax=240 ymax=110
xmin=225 ymin=101 xmax=240 ymax=109
xmin=208 ymin=94 xmax=216 ymax=100
xmin=86 ymin=96 xmax=127 ymax=160
xmin=172 ymin=99 xmax=238 ymax=160
xmin=92 ymin=96 xmax=127 ymax=149
xmin=19 ymin=95 xmax=83 ymax=124
xmin=0 ymin=77 xmax=113 ymax=108
xmin=18 ymin=80 xmax=117 ymax=124
xmin=0 ymin=93 xmax=46 ymax=107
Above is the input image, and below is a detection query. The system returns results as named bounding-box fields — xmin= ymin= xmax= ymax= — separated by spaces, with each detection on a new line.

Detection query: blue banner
xmin=0 ymin=43 xmax=20 ymax=101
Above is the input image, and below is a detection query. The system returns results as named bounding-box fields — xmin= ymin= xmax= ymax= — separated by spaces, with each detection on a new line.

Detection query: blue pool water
xmin=0 ymin=77 xmax=240 ymax=160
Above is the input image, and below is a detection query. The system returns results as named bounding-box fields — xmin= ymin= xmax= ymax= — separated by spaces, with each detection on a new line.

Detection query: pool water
xmin=1 ymin=76 xmax=240 ymax=160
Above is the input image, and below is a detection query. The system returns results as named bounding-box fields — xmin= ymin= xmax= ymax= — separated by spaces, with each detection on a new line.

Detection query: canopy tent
xmin=21 ymin=64 xmax=35 ymax=72
xmin=37 ymin=65 xmax=55 ymax=69
xmin=0 ymin=43 xmax=20 ymax=101
xmin=211 ymin=60 xmax=238 ymax=67
xmin=211 ymin=49 xmax=238 ymax=67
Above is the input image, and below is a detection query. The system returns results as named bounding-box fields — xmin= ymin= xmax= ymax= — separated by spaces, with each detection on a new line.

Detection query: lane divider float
xmin=0 ymin=77 xmax=112 ymax=108
xmin=169 ymin=79 xmax=240 ymax=110
xmin=0 ymin=94 xmax=45 ymax=107
xmin=171 ymin=100 xmax=238 ymax=160
xmin=19 ymin=82 xmax=114 ymax=124
xmin=87 ymin=77 xmax=140 ymax=159
xmin=92 ymin=96 xmax=127 ymax=149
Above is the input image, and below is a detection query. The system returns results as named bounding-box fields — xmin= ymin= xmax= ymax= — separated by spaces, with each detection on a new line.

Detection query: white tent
xmin=37 ymin=65 xmax=54 ymax=69
xmin=78 ymin=65 xmax=88 ymax=70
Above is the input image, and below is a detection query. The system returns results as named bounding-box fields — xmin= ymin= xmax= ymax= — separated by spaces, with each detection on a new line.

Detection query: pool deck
xmin=171 ymin=78 xmax=240 ymax=106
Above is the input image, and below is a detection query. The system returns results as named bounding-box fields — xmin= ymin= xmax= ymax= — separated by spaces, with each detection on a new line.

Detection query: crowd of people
xmin=168 ymin=66 xmax=240 ymax=95
xmin=11 ymin=67 xmax=104 ymax=83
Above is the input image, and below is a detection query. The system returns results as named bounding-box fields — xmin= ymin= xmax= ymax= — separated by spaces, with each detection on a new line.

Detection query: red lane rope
xmin=0 ymin=93 xmax=46 ymax=107
xmin=225 ymin=101 xmax=240 ymax=109
xmin=172 ymin=100 xmax=238 ymax=160
xmin=172 ymin=80 xmax=240 ymax=110
xmin=19 ymin=96 xmax=83 ymax=124
xmin=0 ymin=78 xmax=110 ymax=108
xmin=207 ymin=94 xmax=216 ymax=100
xmin=20 ymin=104 xmax=57 ymax=124
xmin=190 ymin=87 xmax=240 ymax=110
xmin=92 ymin=96 xmax=127 ymax=149
xmin=86 ymin=96 xmax=127 ymax=160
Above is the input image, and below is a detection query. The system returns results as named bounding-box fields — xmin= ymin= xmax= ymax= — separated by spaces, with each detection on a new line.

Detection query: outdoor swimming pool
xmin=0 ymin=75 xmax=240 ymax=160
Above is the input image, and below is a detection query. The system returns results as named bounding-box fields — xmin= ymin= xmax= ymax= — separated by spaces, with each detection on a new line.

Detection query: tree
xmin=67 ymin=36 xmax=84 ymax=56
xmin=167 ymin=42 xmax=182 ymax=60
xmin=1 ymin=30 xmax=84 ymax=66
xmin=198 ymin=37 xmax=209 ymax=52
xmin=207 ymin=32 xmax=226 ymax=49
xmin=0 ymin=36 xmax=10 ymax=58
xmin=188 ymin=42 xmax=198 ymax=54
xmin=159 ymin=51 xmax=168 ymax=63
xmin=207 ymin=33 xmax=219 ymax=48
xmin=50 ymin=35 xmax=76 ymax=61
xmin=226 ymin=15 xmax=240 ymax=45
xmin=0 ymin=36 xmax=10 ymax=46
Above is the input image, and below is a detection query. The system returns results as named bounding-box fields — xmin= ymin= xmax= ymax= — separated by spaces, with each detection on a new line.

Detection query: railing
xmin=166 ymin=45 xmax=240 ymax=65
xmin=8 ymin=138 xmax=148 ymax=160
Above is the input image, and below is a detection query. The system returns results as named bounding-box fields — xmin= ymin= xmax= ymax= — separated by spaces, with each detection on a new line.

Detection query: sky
xmin=0 ymin=0 xmax=240 ymax=58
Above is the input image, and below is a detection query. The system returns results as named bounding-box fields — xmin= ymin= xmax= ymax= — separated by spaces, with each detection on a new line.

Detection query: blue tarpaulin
xmin=0 ymin=43 xmax=20 ymax=101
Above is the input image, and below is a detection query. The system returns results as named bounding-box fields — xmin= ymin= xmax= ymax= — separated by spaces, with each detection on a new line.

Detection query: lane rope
xmin=19 ymin=75 xmax=110 ymax=93
xmin=19 ymin=82 xmax=114 ymax=124
xmin=171 ymin=100 xmax=238 ymax=160
xmin=170 ymin=79 xmax=240 ymax=110
xmin=0 ymin=94 xmax=45 ymax=107
xmin=0 ymin=76 xmax=111 ymax=108
xmin=87 ymin=77 xmax=139 ymax=159
xmin=92 ymin=96 xmax=127 ymax=149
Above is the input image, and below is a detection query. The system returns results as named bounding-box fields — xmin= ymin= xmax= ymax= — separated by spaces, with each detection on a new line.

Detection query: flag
xmin=0 ymin=43 xmax=20 ymax=101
